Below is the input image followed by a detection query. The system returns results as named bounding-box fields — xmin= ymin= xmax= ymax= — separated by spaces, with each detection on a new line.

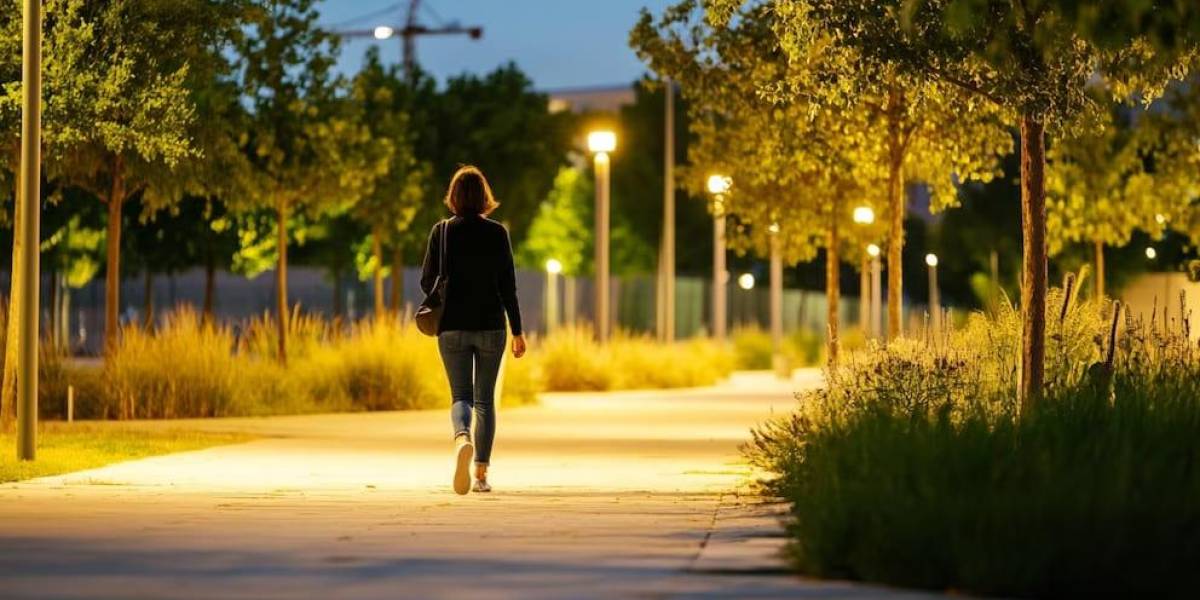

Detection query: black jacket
xmin=420 ymin=215 xmax=523 ymax=336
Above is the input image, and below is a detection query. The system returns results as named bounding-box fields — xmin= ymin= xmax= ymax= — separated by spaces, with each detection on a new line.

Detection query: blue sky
xmin=318 ymin=0 xmax=675 ymax=90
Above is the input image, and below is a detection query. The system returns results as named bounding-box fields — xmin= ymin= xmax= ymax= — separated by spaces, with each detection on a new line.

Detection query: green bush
xmin=748 ymin=284 xmax=1200 ymax=597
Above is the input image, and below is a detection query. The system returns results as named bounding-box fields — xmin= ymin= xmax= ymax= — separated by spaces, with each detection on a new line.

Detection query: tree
xmin=1046 ymin=103 xmax=1165 ymax=298
xmin=643 ymin=1 xmax=1011 ymax=342
xmin=421 ymin=64 xmax=574 ymax=245
xmin=728 ymin=0 xmax=1199 ymax=404
xmin=633 ymin=3 xmax=880 ymax=358
xmin=349 ymin=47 xmax=428 ymax=320
xmin=236 ymin=0 xmax=389 ymax=364
xmin=517 ymin=167 xmax=593 ymax=277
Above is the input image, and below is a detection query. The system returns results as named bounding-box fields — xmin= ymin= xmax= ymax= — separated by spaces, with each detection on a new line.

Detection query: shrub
xmin=537 ymin=326 xmax=735 ymax=391
xmin=733 ymin=326 xmax=774 ymax=369
xmin=104 ymin=310 xmax=247 ymax=419
xmin=748 ymin=282 xmax=1200 ymax=597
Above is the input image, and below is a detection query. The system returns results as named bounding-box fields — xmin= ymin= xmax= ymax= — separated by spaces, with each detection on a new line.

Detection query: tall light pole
xmin=707 ymin=174 xmax=731 ymax=342
xmin=868 ymin=244 xmax=882 ymax=340
xmin=17 ymin=0 xmax=42 ymax=460
xmin=852 ymin=206 xmax=875 ymax=335
xmin=659 ymin=78 xmax=676 ymax=342
xmin=768 ymin=223 xmax=786 ymax=378
xmin=588 ymin=130 xmax=616 ymax=343
xmin=926 ymin=253 xmax=940 ymax=339
xmin=545 ymin=258 xmax=562 ymax=334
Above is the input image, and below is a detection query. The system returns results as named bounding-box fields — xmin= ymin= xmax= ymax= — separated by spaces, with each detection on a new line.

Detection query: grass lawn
xmin=0 ymin=422 xmax=250 ymax=483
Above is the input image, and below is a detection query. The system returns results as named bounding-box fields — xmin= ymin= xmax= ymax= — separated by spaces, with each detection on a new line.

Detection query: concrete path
xmin=0 ymin=370 xmax=937 ymax=599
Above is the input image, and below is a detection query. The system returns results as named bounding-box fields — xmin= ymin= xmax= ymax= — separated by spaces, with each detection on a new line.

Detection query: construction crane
xmin=330 ymin=0 xmax=483 ymax=81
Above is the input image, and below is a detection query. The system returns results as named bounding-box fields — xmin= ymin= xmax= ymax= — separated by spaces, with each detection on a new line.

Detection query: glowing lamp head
xmin=768 ymin=222 xmax=780 ymax=234
xmin=1146 ymin=247 xmax=1158 ymax=260
xmin=373 ymin=26 xmax=394 ymax=40
xmin=1156 ymin=213 xmax=1167 ymax=225
xmin=925 ymin=253 xmax=939 ymax=267
xmin=852 ymin=206 xmax=875 ymax=225
xmin=867 ymin=244 xmax=881 ymax=258
xmin=587 ymin=131 xmax=617 ymax=154
xmin=545 ymin=258 xmax=563 ymax=275
xmin=737 ymin=273 xmax=755 ymax=290
xmin=706 ymin=174 xmax=732 ymax=195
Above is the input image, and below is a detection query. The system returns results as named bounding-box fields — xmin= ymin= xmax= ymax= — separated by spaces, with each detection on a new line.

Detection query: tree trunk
xmin=1020 ymin=114 xmax=1048 ymax=410
xmin=827 ymin=207 xmax=841 ymax=365
xmin=1 ymin=179 xmax=22 ymax=429
xmin=104 ymin=154 xmax=126 ymax=354
xmin=390 ymin=244 xmax=403 ymax=316
xmin=142 ymin=270 xmax=154 ymax=331
xmin=372 ymin=227 xmax=384 ymax=321
xmin=886 ymin=86 xmax=905 ymax=341
xmin=275 ymin=199 xmax=289 ymax=366
xmin=1094 ymin=239 xmax=1105 ymax=300
xmin=203 ymin=256 xmax=216 ymax=323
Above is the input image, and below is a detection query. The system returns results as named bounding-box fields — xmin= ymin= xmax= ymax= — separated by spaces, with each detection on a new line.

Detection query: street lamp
xmin=867 ymin=244 xmax=882 ymax=340
xmin=545 ymin=258 xmax=562 ymax=333
xmin=588 ymin=130 xmax=616 ymax=342
xmin=926 ymin=253 xmax=940 ymax=339
xmin=707 ymin=174 xmax=731 ymax=341
xmin=1146 ymin=246 xmax=1158 ymax=260
xmin=373 ymin=25 xmax=394 ymax=40
xmin=768 ymin=223 xmax=786 ymax=378
xmin=853 ymin=206 xmax=875 ymax=335
xmin=738 ymin=273 xmax=755 ymax=290
xmin=852 ymin=206 xmax=875 ymax=225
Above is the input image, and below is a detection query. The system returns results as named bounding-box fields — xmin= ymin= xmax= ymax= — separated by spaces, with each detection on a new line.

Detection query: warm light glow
xmin=737 ymin=273 xmax=755 ymax=290
xmin=1146 ymin=247 xmax=1158 ymax=260
xmin=768 ymin=222 xmax=780 ymax=234
xmin=587 ymin=130 xmax=617 ymax=153
xmin=706 ymin=174 xmax=732 ymax=195
xmin=545 ymin=258 xmax=563 ymax=275
xmin=373 ymin=26 xmax=394 ymax=40
xmin=1156 ymin=213 xmax=1167 ymax=225
xmin=867 ymin=244 xmax=881 ymax=258
xmin=925 ymin=253 xmax=939 ymax=267
xmin=853 ymin=206 xmax=875 ymax=225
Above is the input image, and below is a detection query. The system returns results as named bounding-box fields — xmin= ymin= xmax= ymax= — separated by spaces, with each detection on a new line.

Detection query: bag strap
xmin=438 ymin=218 xmax=449 ymax=279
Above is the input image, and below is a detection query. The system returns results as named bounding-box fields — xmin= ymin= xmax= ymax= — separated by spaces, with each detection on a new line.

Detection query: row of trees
xmin=0 ymin=0 xmax=580 ymax=425
xmin=633 ymin=0 xmax=1200 ymax=403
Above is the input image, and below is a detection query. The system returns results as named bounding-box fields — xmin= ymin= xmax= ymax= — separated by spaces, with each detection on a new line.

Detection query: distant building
xmin=546 ymin=84 xmax=635 ymax=114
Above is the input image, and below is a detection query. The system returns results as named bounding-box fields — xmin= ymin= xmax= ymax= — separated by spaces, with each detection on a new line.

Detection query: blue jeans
xmin=438 ymin=329 xmax=506 ymax=466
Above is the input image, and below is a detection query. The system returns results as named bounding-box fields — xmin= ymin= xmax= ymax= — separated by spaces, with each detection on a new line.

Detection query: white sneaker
xmin=473 ymin=478 xmax=492 ymax=493
xmin=453 ymin=438 xmax=473 ymax=495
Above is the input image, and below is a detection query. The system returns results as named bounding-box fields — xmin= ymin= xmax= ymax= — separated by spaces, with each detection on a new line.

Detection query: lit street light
xmin=1146 ymin=246 xmax=1158 ymax=260
xmin=868 ymin=244 xmax=882 ymax=340
xmin=852 ymin=206 xmax=875 ymax=225
xmin=588 ymin=130 xmax=616 ymax=342
xmin=545 ymin=258 xmax=562 ymax=333
xmin=926 ymin=253 xmax=940 ymax=339
xmin=853 ymin=205 xmax=875 ymax=337
xmin=738 ymin=272 xmax=755 ymax=290
xmin=707 ymin=174 xmax=731 ymax=341
xmin=373 ymin=25 xmax=394 ymax=40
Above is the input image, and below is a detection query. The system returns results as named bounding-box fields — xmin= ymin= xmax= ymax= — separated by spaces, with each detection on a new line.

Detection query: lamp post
xmin=588 ymin=130 xmax=616 ymax=342
xmin=868 ymin=244 xmax=882 ymax=340
xmin=768 ymin=222 xmax=786 ymax=378
xmin=852 ymin=206 xmax=875 ymax=335
xmin=545 ymin=258 xmax=562 ymax=334
xmin=926 ymin=253 xmax=940 ymax=339
xmin=17 ymin=0 xmax=41 ymax=460
xmin=737 ymin=272 xmax=755 ymax=328
xmin=707 ymin=174 xmax=731 ymax=341
xmin=659 ymin=78 xmax=676 ymax=343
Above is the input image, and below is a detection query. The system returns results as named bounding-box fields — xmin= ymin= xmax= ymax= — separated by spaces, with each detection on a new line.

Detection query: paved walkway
xmin=0 ymin=370 xmax=937 ymax=599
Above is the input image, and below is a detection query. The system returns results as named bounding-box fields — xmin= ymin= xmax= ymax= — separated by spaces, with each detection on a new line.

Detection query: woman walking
xmin=421 ymin=166 xmax=526 ymax=495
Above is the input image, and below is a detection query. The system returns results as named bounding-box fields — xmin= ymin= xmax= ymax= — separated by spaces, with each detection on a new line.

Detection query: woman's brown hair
xmin=444 ymin=165 xmax=499 ymax=217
